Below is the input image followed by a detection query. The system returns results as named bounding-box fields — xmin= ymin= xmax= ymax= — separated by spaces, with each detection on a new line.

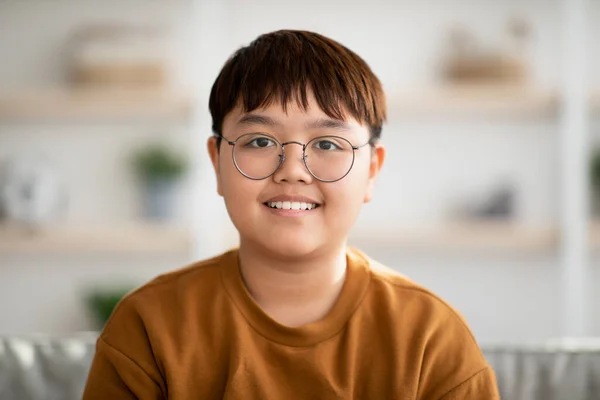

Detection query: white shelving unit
xmin=0 ymin=0 xmax=593 ymax=339
xmin=361 ymin=0 xmax=593 ymax=338
xmin=0 ymin=86 xmax=195 ymax=256
xmin=559 ymin=0 xmax=589 ymax=338
xmin=591 ymin=90 xmax=600 ymax=113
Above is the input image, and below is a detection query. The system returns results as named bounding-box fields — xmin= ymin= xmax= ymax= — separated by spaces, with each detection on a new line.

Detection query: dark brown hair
xmin=209 ymin=30 xmax=386 ymax=147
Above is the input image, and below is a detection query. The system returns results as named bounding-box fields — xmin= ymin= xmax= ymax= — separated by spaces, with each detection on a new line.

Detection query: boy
xmin=83 ymin=30 xmax=499 ymax=399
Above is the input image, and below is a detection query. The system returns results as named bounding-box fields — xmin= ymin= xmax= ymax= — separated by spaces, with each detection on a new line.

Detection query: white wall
xmin=0 ymin=0 xmax=598 ymax=343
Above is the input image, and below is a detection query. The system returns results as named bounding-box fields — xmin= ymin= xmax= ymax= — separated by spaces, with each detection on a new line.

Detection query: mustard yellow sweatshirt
xmin=83 ymin=248 xmax=499 ymax=399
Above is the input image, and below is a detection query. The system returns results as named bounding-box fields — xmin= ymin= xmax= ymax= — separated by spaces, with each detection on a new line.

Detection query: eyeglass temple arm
xmin=352 ymin=136 xmax=377 ymax=150
xmin=213 ymin=133 xmax=236 ymax=146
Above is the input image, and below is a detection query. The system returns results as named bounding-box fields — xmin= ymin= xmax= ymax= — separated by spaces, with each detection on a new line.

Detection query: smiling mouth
xmin=263 ymin=201 xmax=320 ymax=211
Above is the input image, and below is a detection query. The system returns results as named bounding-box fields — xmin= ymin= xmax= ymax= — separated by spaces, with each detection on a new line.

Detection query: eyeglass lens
xmin=231 ymin=133 xmax=355 ymax=181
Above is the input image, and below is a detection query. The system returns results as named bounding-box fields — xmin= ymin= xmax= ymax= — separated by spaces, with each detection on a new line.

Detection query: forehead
xmin=222 ymin=98 xmax=366 ymax=135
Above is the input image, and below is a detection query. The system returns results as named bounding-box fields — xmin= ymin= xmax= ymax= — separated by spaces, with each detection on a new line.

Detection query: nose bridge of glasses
xmin=281 ymin=140 xmax=305 ymax=149
xmin=281 ymin=141 xmax=307 ymax=159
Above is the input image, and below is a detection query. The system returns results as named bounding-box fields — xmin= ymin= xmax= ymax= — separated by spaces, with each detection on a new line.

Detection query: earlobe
xmin=364 ymin=143 xmax=386 ymax=203
xmin=207 ymin=137 xmax=223 ymax=196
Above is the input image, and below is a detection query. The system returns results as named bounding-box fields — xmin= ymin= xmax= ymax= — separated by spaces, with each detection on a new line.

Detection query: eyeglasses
xmin=215 ymin=132 xmax=374 ymax=182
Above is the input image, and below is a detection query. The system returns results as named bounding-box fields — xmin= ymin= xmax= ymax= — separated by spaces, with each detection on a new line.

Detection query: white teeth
xmin=267 ymin=201 xmax=318 ymax=210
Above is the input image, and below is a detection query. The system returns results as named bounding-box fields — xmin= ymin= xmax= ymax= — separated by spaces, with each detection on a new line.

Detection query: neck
xmin=237 ymin=240 xmax=348 ymax=327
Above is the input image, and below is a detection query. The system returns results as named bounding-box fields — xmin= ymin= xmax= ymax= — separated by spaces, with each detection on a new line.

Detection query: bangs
xmin=209 ymin=30 xmax=386 ymax=140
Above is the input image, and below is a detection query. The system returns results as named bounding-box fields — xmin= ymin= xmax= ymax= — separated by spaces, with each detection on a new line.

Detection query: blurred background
xmin=0 ymin=0 xmax=598 ymax=397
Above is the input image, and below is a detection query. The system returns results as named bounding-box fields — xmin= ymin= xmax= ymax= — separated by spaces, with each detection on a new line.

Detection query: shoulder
xmin=351 ymin=247 xmax=473 ymax=333
xmin=91 ymin=250 xmax=237 ymax=385
xmin=131 ymin=251 xmax=226 ymax=299
xmin=100 ymin=250 xmax=233 ymax=343
xmin=349 ymin=248 xmax=493 ymax=398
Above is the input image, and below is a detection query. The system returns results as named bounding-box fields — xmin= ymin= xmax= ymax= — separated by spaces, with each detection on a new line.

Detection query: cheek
xmin=219 ymin=164 xmax=259 ymax=218
xmin=323 ymin=163 xmax=371 ymax=209
xmin=219 ymin=151 xmax=244 ymax=193
xmin=222 ymin=176 xmax=256 ymax=207
xmin=346 ymin=158 xmax=372 ymax=194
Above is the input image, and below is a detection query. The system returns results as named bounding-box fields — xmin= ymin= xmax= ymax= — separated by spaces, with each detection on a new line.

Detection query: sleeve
xmin=412 ymin=293 xmax=500 ymax=400
xmin=82 ymin=292 xmax=166 ymax=400
xmin=438 ymin=366 xmax=500 ymax=400
xmin=83 ymin=337 xmax=163 ymax=400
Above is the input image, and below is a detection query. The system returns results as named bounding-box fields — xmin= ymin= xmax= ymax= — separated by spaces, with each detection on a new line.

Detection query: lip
xmin=263 ymin=203 xmax=319 ymax=217
xmin=263 ymin=195 xmax=321 ymax=205
xmin=262 ymin=195 xmax=322 ymax=217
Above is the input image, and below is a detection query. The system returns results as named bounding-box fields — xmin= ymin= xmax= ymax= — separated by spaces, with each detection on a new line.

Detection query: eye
xmin=245 ymin=136 xmax=277 ymax=148
xmin=313 ymin=139 xmax=343 ymax=151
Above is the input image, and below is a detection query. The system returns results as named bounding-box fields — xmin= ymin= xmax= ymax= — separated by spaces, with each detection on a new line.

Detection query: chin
xmin=253 ymin=235 xmax=324 ymax=259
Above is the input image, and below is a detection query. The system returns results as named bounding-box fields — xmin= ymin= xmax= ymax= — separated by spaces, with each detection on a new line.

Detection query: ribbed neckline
xmin=220 ymin=248 xmax=371 ymax=347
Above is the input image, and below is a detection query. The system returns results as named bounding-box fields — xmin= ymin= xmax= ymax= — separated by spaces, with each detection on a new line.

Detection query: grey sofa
xmin=1 ymin=333 xmax=600 ymax=400
xmin=0 ymin=332 xmax=96 ymax=400
xmin=484 ymin=339 xmax=600 ymax=400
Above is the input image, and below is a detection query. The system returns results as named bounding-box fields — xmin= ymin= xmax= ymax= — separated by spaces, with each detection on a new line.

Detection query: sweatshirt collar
xmin=220 ymin=247 xmax=371 ymax=347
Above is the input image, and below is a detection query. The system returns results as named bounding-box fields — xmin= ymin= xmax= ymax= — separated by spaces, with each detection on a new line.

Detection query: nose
xmin=272 ymin=142 xmax=313 ymax=184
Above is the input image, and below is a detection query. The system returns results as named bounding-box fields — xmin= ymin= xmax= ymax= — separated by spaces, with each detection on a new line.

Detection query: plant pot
xmin=141 ymin=178 xmax=177 ymax=221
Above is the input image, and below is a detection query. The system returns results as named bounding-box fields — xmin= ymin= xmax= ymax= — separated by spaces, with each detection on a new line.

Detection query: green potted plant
xmin=85 ymin=286 xmax=135 ymax=328
xmin=131 ymin=143 xmax=188 ymax=220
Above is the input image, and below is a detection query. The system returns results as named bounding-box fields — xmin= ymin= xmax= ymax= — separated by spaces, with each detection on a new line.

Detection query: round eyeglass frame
xmin=214 ymin=132 xmax=374 ymax=183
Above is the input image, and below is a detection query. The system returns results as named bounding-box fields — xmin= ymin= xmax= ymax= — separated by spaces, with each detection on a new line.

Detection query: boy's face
xmin=208 ymin=91 xmax=385 ymax=258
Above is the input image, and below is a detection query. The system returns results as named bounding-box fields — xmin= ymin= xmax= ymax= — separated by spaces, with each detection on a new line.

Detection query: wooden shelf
xmin=349 ymin=220 xmax=600 ymax=253
xmin=389 ymin=84 xmax=558 ymax=118
xmin=4 ymin=219 xmax=600 ymax=255
xmin=349 ymin=220 xmax=558 ymax=253
xmin=0 ymin=223 xmax=192 ymax=254
xmin=0 ymin=87 xmax=192 ymax=121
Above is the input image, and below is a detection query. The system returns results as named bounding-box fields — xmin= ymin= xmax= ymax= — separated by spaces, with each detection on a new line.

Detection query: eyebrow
xmin=235 ymin=114 xmax=352 ymax=132
xmin=305 ymin=118 xmax=352 ymax=132
xmin=236 ymin=114 xmax=281 ymax=127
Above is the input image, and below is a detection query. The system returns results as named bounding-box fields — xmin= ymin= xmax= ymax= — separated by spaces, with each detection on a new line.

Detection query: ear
xmin=207 ymin=136 xmax=223 ymax=197
xmin=363 ymin=143 xmax=386 ymax=203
